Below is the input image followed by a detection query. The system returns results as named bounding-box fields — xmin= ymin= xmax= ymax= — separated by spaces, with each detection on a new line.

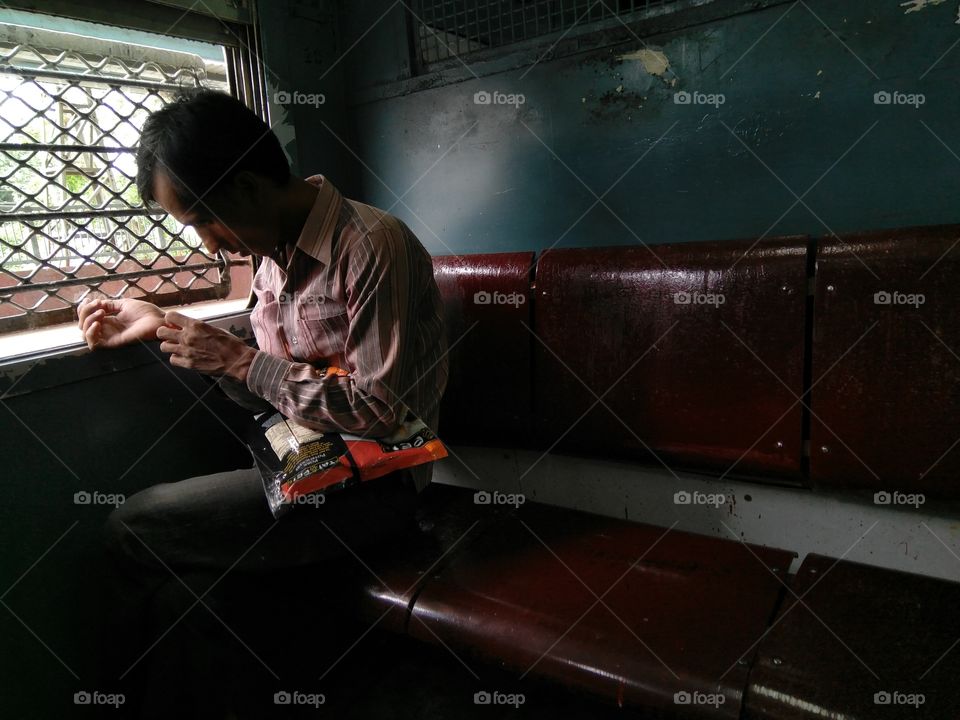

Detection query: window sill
xmin=0 ymin=297 xmax=251 ymax=362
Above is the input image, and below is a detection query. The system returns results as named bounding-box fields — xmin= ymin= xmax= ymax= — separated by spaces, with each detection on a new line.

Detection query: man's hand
xmin=157 ymin=310 xmax=257 ymax=382
xmin=77 ymin=297 xmax=165 ymax=350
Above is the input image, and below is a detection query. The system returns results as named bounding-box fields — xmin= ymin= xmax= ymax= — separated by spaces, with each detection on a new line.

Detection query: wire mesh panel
xmin=412 ymin=0 xmax=687 ymax=65
xmin=0 ymin=24 xmax=235 ymax=333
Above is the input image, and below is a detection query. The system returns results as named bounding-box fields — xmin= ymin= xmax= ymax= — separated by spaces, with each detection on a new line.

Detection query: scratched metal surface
xmin=432 ymin=252 xmax=535 ymax=444
xmin=407 ymin=498 xmax=795 ymax=718
xmin=745 ymin=553 xmax=960 ymax=719
xmin=533 ymin=239 xmax=808 ymax=480
xmin=810 ymin=225 xmax=960 ymax=499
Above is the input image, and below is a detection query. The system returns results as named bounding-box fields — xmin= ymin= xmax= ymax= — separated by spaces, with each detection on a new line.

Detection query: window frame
xmin=0 ymin=1 xmax=268 ymax=361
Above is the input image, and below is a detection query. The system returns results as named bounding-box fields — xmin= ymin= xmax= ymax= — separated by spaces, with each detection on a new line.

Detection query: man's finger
xmin=155 ymin=325 xmax=181 ymax=341
xmin=94 ymin=299 xmax=122 ymax=314
xmin=84 ymin=319 xmax=101 ymax=350
xmin=79 ymin=298 xmax=121 ymax=322
xmin=77 ymin=299 xmax=102 ymax=327
xmin=163 ymin=310 xmax=191 ymax=328
xmin=80 ymin=308 xmax=104 ymax=334
xmin=158 ymin=340 xmax=180 ymax=355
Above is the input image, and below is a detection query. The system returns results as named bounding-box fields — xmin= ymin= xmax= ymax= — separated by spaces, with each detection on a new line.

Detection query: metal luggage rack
xmin=412 ymin=0 xmax=686 ymax=65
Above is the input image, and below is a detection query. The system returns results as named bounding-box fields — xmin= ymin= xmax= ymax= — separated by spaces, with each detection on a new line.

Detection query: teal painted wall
xmin=335 ymin=0 xmax=960 ymax=256
xmin=258 ymin=0 xmax=360 ymax=193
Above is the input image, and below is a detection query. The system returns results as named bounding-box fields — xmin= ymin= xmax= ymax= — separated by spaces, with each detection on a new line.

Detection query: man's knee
xmin=102 ymin=483 xmax=174 ymax=565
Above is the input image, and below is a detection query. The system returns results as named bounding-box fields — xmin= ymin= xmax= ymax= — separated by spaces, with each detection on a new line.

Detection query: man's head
xmin=136 ymin=90 xmax=290 ymax=257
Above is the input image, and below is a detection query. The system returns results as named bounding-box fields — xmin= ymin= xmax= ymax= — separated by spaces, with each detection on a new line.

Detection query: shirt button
xmin=291 ymin=337 xmax=298 ymax=344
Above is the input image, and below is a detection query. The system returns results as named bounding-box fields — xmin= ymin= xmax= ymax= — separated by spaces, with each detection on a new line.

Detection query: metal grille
xmin=0 ymin=24 xmax=237 ymax=333
xmin=413 ymin=0 xmax=686 ymax=65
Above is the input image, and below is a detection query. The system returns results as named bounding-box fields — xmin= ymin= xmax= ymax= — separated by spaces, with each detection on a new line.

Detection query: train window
xmin=0 ymin=13 xmax=256 ymax=351
xmin=411 ymin=0 xmax=703 ymax=67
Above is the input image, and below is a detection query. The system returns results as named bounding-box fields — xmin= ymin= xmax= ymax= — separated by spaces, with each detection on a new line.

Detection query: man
xmin=79 ymin=90 xmax=448 ymax=717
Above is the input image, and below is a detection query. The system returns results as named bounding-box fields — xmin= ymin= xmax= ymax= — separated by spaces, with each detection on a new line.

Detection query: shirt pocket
xmin=297 ymin=300 xmax=350 ymax=360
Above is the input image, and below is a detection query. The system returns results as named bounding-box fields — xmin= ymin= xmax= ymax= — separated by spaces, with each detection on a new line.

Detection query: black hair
xmin=136 ymin=89 xmax=289 ymax=206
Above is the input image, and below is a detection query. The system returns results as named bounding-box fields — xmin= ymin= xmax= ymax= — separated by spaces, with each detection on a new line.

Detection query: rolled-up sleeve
xmin=245 ymin=226 xmax=423 ymax=437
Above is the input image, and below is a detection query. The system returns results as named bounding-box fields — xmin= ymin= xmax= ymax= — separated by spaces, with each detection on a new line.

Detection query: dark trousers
xmin=98 ymin=464 xmax=418 ymax=719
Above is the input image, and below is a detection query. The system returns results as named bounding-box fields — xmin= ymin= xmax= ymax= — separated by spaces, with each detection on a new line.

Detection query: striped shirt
xmin=244 ymin=175 xmax=448 ymax=493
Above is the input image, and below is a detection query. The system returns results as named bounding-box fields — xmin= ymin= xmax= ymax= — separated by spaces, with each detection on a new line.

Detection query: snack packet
xmin=247 ymin=383 xmax=447 ymax=517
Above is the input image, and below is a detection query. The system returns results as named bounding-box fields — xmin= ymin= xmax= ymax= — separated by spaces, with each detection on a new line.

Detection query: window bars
xmin=412 ymin=0 xmax=686 ymax=65
xmin=0 ymin=24 xmax=236 ymax=333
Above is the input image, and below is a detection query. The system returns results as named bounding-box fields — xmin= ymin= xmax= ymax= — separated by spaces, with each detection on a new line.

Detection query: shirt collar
xmin=292 ymin=174 xmax=342 ymax=268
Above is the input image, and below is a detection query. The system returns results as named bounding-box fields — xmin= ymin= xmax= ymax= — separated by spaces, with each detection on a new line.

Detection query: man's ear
xmin=230 ymin=170 xmax=262 ymax=204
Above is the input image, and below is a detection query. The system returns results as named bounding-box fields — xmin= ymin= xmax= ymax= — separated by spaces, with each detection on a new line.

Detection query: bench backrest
xmin=432 ymin=224 xmax=960 ymax=500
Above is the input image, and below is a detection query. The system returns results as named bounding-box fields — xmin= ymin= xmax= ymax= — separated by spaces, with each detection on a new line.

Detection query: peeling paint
xmin=900 ymin=0 xmax=947 ymax=14
xmin=617 ymin=48 xmax=671 ymax=76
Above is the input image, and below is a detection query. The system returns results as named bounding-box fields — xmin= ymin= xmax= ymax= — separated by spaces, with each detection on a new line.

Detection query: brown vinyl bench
xmin=340 ymin=227 xmax=960 ymax=718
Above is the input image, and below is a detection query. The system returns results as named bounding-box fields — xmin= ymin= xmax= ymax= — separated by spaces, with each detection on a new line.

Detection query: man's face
xmin=151 ymin=168 xmax=271 ymax=257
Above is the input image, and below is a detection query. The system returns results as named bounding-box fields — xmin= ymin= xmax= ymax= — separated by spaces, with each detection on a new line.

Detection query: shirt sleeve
xmin=245 ymin=226 xmax=422 ymax=437
xmin=216 ymin=375 xmax=276 ymax=414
